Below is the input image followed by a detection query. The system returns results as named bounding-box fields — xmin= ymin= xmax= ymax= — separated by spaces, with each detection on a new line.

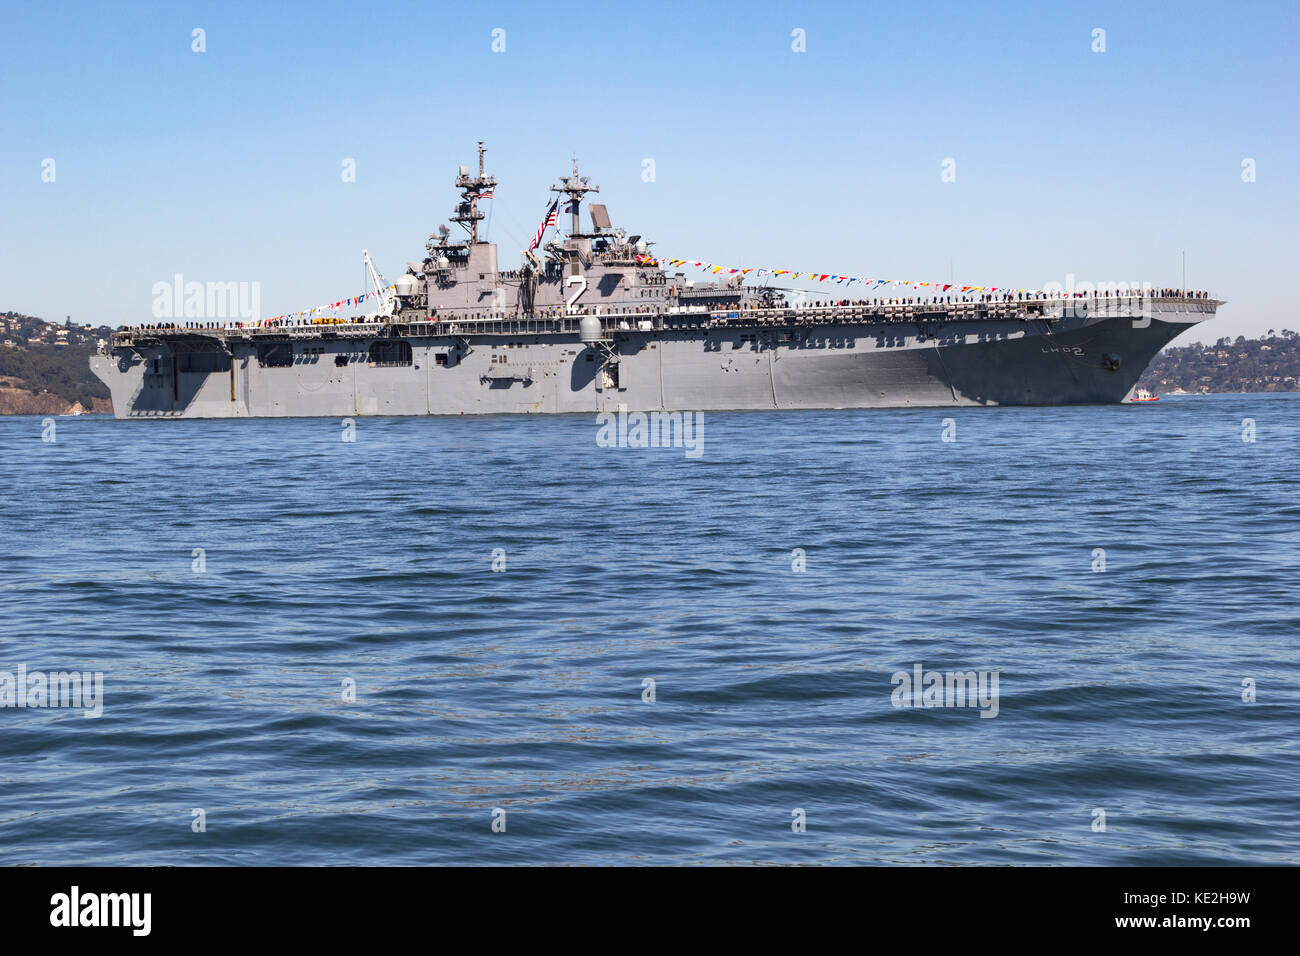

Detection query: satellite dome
xmin=579 ymin=315 xmax=603 ymax=343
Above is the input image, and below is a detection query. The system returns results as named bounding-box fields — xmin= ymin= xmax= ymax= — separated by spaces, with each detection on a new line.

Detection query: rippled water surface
xmin=1 ymin=394 xmax=1297 ymax=865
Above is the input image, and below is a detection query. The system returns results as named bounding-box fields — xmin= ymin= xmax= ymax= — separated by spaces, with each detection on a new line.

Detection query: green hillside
xmin=1138 ymin=330 xmax=1300 ymax=393
xmin=0 ymin=312 xmax=114 ymax=408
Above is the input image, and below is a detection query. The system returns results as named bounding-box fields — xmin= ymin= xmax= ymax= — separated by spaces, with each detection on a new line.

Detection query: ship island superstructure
xmin=91 ymin=145 xmax=1221 ymax=418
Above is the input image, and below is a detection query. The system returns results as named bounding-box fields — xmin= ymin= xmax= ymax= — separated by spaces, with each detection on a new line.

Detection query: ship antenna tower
xmin=450 ymin=141 xmax=497 ymax=244
xmin=557 ymin=154 xmax=598 ymax=235
xmin=549 ymin=154 xmax=599 ymax=267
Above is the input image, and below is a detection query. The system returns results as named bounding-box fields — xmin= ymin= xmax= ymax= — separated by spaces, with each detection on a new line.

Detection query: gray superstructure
xmin=91 ymin=146 xmax=1221 ymax=418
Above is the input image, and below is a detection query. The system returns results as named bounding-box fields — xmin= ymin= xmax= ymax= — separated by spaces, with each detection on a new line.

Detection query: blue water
xmin=1 ymin=394 xmax=1297 ymax=865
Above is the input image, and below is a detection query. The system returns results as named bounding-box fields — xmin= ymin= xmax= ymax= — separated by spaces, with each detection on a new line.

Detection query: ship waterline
xmin=90 ymin=147 xmax=1219 ymax=418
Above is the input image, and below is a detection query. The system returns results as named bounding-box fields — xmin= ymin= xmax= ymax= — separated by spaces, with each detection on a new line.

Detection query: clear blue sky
xmin=2 ymin=0 xmax=1296 ymax=343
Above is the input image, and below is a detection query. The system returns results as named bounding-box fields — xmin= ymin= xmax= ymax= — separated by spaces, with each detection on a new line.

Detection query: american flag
xmin=478 ymin=189 xmax=494 ymax=199
xmin=528 ymin=199 xmax=558 ymax=251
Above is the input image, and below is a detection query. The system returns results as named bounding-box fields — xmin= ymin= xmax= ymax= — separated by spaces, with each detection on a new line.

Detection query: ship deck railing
xmin=106 ymin=293 xmax=1218 ymax=348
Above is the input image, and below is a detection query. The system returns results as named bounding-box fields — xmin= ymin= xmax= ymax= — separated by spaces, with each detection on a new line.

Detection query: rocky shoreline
xmin=0 ymin=382 xmax=112 ymax=416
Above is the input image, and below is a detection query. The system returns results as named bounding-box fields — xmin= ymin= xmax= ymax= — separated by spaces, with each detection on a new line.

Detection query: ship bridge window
xmin=368 ymin=341 xmax=413 ymax=367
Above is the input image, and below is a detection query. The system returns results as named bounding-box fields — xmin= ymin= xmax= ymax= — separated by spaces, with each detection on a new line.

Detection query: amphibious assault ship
xmin=91 ymin=145 xmax=1220 ymax=418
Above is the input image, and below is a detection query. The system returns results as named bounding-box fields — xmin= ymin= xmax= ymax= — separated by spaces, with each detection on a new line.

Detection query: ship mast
xmin=450 ymin=141 xmax=497 ymax=244
xmin=551 ymin=154 xmax=598 ymax=240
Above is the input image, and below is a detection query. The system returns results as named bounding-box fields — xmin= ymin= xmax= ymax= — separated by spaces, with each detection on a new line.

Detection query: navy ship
xmin=91 ymin=145 xmax=1220 ymax=418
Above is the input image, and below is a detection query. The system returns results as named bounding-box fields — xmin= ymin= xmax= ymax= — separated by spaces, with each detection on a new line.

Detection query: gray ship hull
xmin=90 ymin=300 xmax=1212 ymax=419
